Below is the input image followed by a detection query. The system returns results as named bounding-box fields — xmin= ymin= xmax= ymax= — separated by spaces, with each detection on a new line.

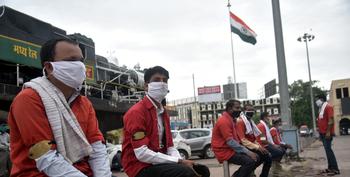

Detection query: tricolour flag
xmin=230 ymin=11 xmax=257 ymax=45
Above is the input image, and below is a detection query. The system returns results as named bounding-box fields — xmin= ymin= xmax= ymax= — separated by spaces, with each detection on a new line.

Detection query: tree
xmin=289 ymin=80 xmax=327 ymax=128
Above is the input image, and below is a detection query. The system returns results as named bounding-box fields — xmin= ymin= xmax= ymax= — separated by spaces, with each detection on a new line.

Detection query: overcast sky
xmin=4 ymin=0 xmax=350 ymax=101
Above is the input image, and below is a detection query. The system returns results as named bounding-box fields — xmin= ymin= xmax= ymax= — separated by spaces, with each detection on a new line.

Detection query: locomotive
xmin=0 ymin=6 xmax=145 ymax=133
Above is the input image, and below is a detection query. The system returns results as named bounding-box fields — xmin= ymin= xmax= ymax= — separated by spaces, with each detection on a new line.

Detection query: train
xmin=0 ymin=6 xmax=146 ymax=134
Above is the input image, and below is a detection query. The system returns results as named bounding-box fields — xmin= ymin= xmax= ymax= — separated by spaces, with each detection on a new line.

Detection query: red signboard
xmin=198 ymin=86 xmax=221 ymax=95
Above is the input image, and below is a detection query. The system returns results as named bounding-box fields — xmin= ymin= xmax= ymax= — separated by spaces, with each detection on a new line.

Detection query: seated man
xmin=8 ymin=38 xmax=111 ymax=177
xmin=270 ymin=118 xmax=293 ymax=154
xmin=257 ymin=112 xmax=285 ymax=162
xmin=212 ymin=100 xmax=257 ymax=177
xmin=237 ymin=104 xmax=272 ymax=177
xmin=122 ymin=66 xmax=209 ymax=177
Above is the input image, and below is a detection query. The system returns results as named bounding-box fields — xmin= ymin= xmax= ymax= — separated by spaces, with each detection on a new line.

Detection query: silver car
xmin=172 ymin=130 xmax=192 ymax=159
xmin=172 ymin=128 xmax=214 ymax=159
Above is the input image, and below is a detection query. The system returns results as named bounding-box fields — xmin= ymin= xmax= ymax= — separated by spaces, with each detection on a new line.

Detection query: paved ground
xmin=294 ymin=135 xmax=350 ymax=177
xmin=113 ymin=136 xmax=350 ymax=177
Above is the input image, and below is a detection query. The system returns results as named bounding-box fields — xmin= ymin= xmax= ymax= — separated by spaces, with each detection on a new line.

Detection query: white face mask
xmin=315 ymin=99 xmax=323 ymax=107
xmin=147 ymin=82 xmax=169 ymax=103
xmin=45 ymin=61 xmax=86 ymax=91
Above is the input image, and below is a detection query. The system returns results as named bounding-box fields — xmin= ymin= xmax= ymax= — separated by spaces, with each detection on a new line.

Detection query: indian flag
xmin=230 ymin=11 xmax=257 ymax=45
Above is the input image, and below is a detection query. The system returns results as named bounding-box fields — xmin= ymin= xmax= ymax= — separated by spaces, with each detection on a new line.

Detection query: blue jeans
xmin=266 ymin=144 xmax=285 ymax=161
xmin=320 ymin=134 xmax=339 ymax=171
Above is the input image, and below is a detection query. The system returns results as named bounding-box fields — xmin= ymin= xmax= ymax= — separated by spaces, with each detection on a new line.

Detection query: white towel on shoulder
xmin=318 ymin=102 xmax=328 ymax=119
xmin=260 ymin=120 xmax=275 ymax=145
xmin=239 ymin=112 xmax=261 ymax=137
xmin=24 ymin=77 xmax=92 ymax=163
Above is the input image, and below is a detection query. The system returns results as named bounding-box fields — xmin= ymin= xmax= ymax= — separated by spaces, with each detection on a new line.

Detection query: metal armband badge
xmin=132 ymin=131 xmax=146 ymax=140
xmin=28 ymin=140 xmax=52 ymax=160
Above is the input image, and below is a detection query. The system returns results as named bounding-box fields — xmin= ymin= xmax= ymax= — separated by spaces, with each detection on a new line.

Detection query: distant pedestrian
xmin=316 ymin=94 xmax=340 ymax=176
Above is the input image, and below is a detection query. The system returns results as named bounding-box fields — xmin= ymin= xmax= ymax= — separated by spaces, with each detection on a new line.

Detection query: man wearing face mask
xmin=236 ymin=104 xmax=272 ymax=177
xmin=256 ymin=112 xmax=285 ymax=162
xmin=315 ymin=94 xmax=340 ymax=176
xmin=8 ymin=38 xmax=111 ymax=177
xmin=212 ymin=100 xmax=258 ymax=177
xmin=270 ymin=119 xmax=293 ymax=154
xmin=122 ymin=66 xmax=209 ymax=177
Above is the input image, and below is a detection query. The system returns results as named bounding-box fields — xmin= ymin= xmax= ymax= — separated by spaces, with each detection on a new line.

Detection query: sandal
xmin=327 ymin=170 xmax=340 ymax=176
xmin=318 ymin=169 xmax=331 ymax=174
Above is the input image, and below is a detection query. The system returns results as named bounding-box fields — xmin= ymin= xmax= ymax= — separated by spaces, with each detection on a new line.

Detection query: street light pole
xmin=297 ymin=33 xmax=317 ymax=136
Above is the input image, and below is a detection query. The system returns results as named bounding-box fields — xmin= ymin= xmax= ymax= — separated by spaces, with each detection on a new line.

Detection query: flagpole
xmin=227 ymin=0 xmax=238 ymax=99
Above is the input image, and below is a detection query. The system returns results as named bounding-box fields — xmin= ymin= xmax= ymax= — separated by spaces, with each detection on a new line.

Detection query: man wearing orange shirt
xmin=8 ymin=38 xmax=111 ymax=177
xmin=257 ymin=112 xmax=285 ymax=162
xmin=212 ymin=100 xmax=257 ymax=177
xmin=236 ymin=104 xmax=272 ymax=177
xmin=315 ymin=94 xmax=340 ymax=175
xmin=270 ymin=118 xmax=292 ymax=152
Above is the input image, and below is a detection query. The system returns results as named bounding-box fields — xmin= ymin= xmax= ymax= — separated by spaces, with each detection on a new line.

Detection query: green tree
xmin=289 ymin=80 xmax=327 ymax=127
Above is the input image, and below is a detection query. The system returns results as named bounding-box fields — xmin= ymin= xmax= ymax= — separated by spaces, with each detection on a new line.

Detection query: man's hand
xmin=325 ymin=132 xmax=332 ymax=140
xmin=261 ymin=140 xmax=269 ymax=145
xmin=258 ymin=146 xmax=269 ymax=155
xmin=246 ymin=151 xmax=258 ymax=161
xmin=286 ymin=144 xmax=293 ymax=149
xmin=179 ymin=159 xmax=195 ymax=167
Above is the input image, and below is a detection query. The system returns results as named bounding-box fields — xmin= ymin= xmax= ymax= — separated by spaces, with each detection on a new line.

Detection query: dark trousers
xmin=0 ymin=148 xmax=10 ymax=177
xmin=320 ymin=134 xmax=339 ymax=171
xmin=250 ymin=149 xmax=272 ymax=177
xmin=266 ymin=144 xmax=285 ymax=161
xmin=136 ymin=163 xmax=196 ymax=177
xmin=228 ymin=153 xmax=256 ymax=177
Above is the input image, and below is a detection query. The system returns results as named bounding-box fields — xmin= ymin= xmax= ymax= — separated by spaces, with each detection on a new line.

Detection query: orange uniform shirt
xmin=211 ymin=112 xmax=239 ymax=163
xmin=8 ymin=88 xmax=104 ymax=177
xmin=270 ymin=127 xmax=282 ymax=145
xmin=317 ymin=104 xmax=335 ymax=135
xmin=256 ymin=122 xmax=268 ymax=146
xmin=236 ymin=119 xmax=256 ymax=143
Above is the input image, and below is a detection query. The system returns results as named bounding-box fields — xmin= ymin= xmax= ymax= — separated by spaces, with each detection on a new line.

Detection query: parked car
xmin=299 ymin=125 xmax=310 ymax=137
xmin=171 ymin=130 xmax=192 ymax=159
xmin=106 ymin=143 xmax=122 ymax=171
xmin=340 ymin=127 xmax=350 ymax=135
xmin=172 ymin=128 xmax=214 ymax=159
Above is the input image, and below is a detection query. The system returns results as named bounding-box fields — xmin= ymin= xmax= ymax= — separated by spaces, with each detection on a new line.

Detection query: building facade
xmin=329 ymin=78 xmax=350 ymax=135
xmin=199 ymin=97 xmax=281 ymax=128
xmin=223 ymin=82 xmax=248 ymax=99
xmin=168 ymin=97 xmax=201 ymax=129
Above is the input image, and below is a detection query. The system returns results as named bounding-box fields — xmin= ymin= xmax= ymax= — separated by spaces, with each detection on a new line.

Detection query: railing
xmin=0 ymin=83 xmax=21 ymax=99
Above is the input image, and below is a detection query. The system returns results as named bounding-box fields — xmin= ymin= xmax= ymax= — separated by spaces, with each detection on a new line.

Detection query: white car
xmin=172 ymin=130 xmax=192 ymax=159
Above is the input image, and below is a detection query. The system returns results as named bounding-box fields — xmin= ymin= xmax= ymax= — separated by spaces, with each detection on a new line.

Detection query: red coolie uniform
xmin=256 ymin=123 xmax=268 ymax=146
xmin=8 ymin=88 xmax=104 ymax=177
xmin=121 ymin=97 xmax=174 ymax=177
xmin=270 ymin=127 xmax=282 ymax=145
xmin=317 ymin=104 xmax=335 ymax=135
xmin=211 ymin=112 xmax=240 ymax=163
